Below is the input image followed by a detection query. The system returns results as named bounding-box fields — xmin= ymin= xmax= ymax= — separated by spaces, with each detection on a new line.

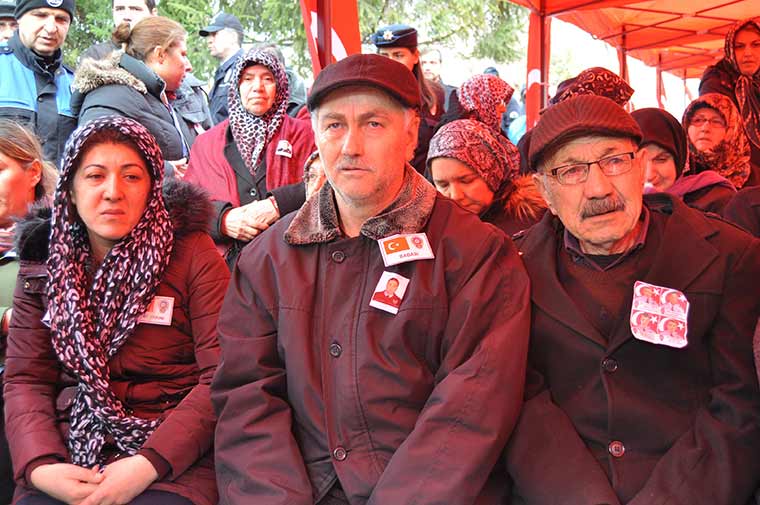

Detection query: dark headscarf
xmin=549 ymin=67 xmax=634 ymax=107
xmin=631 ymin=108 xmax=689 ymax=177
xmin=683 ymin=93 xmax=752 ymax=188
xmin=722 ymin=19 xmax=760 ymax=150
xmin=47 ymin=116 xmax=174 ymax=466
xmin=228 ymin=47 xmax=290 ymax=182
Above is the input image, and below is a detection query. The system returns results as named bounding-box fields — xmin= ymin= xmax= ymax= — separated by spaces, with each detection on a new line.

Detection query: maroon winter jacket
xmin=4 ymin=181 xmax=229 ymax=505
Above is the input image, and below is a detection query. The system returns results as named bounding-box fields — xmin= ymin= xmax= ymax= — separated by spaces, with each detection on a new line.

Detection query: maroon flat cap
xmin=307 ymin=53 xmax=421 ymax=112
xmin=529 ymin=95 xmax=642 ymax=170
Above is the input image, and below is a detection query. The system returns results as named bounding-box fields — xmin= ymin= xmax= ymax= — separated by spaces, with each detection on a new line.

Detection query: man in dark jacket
xmin=506 ymin=94 xmax=760 ymax=505
xmin=0 ymin=0 xmax=76 ymax=163
xmin=211 ymin=53 xmax=531 ymax=505
xmin=200 ymin=11 xmax=243 ymax=125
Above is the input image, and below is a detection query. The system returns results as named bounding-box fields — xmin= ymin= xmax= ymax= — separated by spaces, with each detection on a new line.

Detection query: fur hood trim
xmin=73 ymin=52 xmax=147 ymax=95
xmin=503 ymin=175 xmax=548 ymax=222
xmin=285 ymin=164 xmax=437 ymax=245
xmin=16 ymin=180 xmax=212 ymax=262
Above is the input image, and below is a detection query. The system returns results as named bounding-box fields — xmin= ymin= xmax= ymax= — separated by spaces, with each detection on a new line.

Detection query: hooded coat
xmin=4 ymin=180 xmax=229 ymax=505
xmin=71 ymin=52 xmax=191 ymax=162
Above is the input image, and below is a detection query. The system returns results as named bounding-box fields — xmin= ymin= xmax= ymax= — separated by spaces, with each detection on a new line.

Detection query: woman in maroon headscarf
xmin=700 ymin=18 xmax=760 ymax=186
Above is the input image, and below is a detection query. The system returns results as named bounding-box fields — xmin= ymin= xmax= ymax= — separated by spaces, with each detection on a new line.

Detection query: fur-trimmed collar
xmin=15 ymin=179 xmax=212 ymax=262
xmin=73 ymin=52 xmax=149 ymax=96
xmin=285 ymin=164 xmax=437 ymax=245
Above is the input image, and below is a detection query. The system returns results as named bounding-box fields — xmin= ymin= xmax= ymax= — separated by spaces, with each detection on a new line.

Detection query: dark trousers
xmin=17 ymin=490 xmax=192 ymax=505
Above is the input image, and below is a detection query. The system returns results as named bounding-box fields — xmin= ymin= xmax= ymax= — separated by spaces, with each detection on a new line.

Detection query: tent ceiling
xmin=511 ymin=0 xmax=758 ymax=78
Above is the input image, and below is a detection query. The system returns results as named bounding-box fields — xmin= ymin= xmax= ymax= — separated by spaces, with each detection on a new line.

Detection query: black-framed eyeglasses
xmin=543 ymin=152 xmax=636 ymax=185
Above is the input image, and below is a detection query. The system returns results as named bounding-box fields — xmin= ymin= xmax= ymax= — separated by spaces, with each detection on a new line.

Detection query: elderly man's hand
xmin=222 ymin=198 xmax=280 ymax=242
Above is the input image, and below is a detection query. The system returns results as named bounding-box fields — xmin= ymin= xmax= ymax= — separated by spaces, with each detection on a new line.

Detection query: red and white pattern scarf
xmin=47 ymin=117 xmax=174 ymax=466
xmin=724 ymin=19 xmax=760 ymax=150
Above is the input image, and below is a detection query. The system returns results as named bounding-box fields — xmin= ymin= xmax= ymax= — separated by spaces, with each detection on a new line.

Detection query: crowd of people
xmin=0 ymin=0 xmax=759 ymax=504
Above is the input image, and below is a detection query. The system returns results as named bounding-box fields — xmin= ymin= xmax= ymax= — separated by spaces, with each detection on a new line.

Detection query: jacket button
xmin=608 ymin=440 xmax=625 ymax=458
xmin=601 ymin=358 xmax=618 ymax=373
xmin=23 ymin=281 xmax=30 ymax=289
xmin=329 ymin=342 xmax=342 ymax=358
xmin=331 ymin=251 xmax=345 ymax=263
xmin=249 ymin=188 xmax=257 ymax=197
xmin=332 ymin=446 xmax=347 ymax=461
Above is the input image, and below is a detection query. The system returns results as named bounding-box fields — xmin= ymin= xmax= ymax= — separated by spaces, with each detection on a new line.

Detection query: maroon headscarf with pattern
xmin=549 ymin=67 xmax=634 ymax=107
xmin=228 ymin=47 xmax=290 ymax=182
xmin=427 ymin=119 xmax=520 ymax=191
xmin=723 ymin=19 xmax=760 ymax=150
xmin=683 ymin=93 xmax=752 ymax=188
xmin=458 ymin=74 xmax=514 ymax=133
xmin=47 ymin=116 xmax=174 ymax=466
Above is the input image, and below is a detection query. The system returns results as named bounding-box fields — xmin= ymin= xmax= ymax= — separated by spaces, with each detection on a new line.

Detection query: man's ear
xmin=404 ymin=112 xmax=420 ymax=162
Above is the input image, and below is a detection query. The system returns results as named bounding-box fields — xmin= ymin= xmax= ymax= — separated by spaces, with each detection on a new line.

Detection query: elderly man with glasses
xmin=505 ymin=94 xmax=760 ymax=505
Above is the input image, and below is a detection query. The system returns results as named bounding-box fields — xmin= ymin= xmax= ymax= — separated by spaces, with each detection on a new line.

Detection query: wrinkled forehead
xmin=239 ymin=64 xmax=275 ymax=81
xmin=22 ymin=7 xmax=70 ymax=21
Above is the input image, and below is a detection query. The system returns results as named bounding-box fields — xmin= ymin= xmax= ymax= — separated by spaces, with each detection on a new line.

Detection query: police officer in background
xmin=0 ymin=0 xmax=17 ymax=43
xmin=200 ymin=11 xmax=244 ymax=125
xmin=0 ymin=0 xmax=75 ymax=163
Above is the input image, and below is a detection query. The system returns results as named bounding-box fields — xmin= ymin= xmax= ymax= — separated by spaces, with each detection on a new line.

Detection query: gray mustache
xmin=581 ymin=198 xmax=625 ymax=218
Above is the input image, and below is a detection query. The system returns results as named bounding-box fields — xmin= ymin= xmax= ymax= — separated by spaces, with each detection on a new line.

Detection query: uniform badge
xmin=137 ymin=295 xmax=175 ymax=326
xmin=275 ymin=140 xmax=293 ymax=158
xmin=378 ymin=233 xmax=434 ymax=267
xmin=630 ymin=281 xmax=689 ymax=348
xmin=382 ymin=30 xmax=394 ymax=41
xmin=369 ymin=272 xmax=410 ymax=315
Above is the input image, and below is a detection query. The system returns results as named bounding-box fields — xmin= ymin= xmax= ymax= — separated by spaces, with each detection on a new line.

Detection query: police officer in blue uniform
xmin=0 ymin=0 xmax=76 ymax=163
xmin=200 ymin=11 xmax=244 ymax=125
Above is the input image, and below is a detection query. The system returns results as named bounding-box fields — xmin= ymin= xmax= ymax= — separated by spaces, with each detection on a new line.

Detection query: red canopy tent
xmin=510 ymin=0 xmax=758 ymax=127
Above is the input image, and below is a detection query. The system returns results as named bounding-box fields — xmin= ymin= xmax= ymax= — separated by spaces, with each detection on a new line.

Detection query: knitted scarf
xmin=724 ymin=19 xmax=760 ymax=150
xmin=47 ymin=117 xmax=174 ymax=466
xmin=227 ymin=48 xmax=290 ymax=178
xmin=683 ymin=93 xmax=751 ymax=188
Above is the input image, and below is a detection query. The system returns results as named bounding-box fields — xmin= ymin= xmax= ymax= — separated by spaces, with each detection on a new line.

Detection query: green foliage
xmin=63 ymin=0 xmax=527 ymax=81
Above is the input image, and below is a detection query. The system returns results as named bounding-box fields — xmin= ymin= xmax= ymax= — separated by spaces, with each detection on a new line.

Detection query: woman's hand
xmin=78 ymin=455 xmax=158 ymax=505
xmin=29 ymin=463 xmax=103 ymax=504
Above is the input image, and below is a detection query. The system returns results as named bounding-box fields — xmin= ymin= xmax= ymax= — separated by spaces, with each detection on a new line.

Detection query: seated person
xmin=5 ymin=117 xmax=229 ymax=505
xmin=631 ymin=107 xmax=735 ymax=214
xmin=506 ymin=95 xmax=760 ymax=505
xmin=185 ymin=47 xmax=315 ymax=266
xmin=682 ymin=93 xmax=754 ymax=189
xmin=427 ymin=119 xmax=545 ymax=235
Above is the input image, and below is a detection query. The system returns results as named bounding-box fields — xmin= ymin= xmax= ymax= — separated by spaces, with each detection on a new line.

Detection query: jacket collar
xmin=8 ymin=32 xmax=63 ymax=75
xmin=285 ymin=164 xmax=437 ymax=245
xmin=119 ymin=52 xmax=166 ymax=98
xmin=519 ymin=193 xmax=721 ymax=349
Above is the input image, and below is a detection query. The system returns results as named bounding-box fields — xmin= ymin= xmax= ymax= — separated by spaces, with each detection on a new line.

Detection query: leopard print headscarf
xmin=47 ymin=116 xmax=174 ymax=466
xmin=227 ymin=47 xmax=290 ymax=177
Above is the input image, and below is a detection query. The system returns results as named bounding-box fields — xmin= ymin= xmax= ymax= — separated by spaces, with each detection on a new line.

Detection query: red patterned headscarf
xmin=683 ymin=93 xmax=752 ymax=188
xmin=457 ymin=74 xmax=514 ymax=133
xmin=723 ymin=19 xmax=760 ymax=150
xmin=428 ymin=119 xmax=520 ymax=191
xmin=549 ymin=67 xmax=634 ymax=107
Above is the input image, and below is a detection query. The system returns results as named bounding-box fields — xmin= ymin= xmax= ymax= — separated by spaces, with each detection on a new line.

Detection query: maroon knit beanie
xmin=529 ymin=95 xmax=642 ymax=170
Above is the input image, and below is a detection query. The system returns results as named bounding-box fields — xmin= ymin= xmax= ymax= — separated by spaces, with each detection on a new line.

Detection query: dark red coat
xmin=506 ymin=194 xmax=760 ymax=505
xmin=4 ymin=182 xmax=229 ymax=505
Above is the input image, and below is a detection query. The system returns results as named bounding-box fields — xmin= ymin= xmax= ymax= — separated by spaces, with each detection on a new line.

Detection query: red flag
xmin=383 ymin=237 xmax=410 ymax=255
xmin=299 ymin=0 xmax=361 ymax=76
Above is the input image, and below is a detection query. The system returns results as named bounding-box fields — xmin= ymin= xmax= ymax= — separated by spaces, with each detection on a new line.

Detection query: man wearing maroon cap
xmin=506 ymin=94 xmax=760 ymax=504
xmin=212 ymin=53 xmax=530 ymax=505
